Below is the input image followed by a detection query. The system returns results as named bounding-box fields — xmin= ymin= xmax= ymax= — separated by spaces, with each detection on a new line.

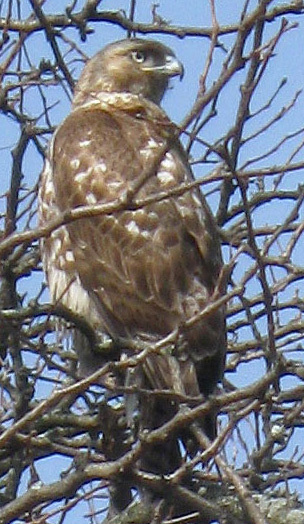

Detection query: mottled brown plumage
xmin=39 ymin=39 xmax=226 ymax=458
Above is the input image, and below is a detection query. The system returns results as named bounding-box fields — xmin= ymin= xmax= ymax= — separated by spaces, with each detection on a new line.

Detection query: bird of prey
xmin=39 ymin=38 xmax=226 ymax=473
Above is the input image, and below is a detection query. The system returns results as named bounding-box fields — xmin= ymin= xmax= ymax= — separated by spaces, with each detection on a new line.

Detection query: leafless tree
xmin=0 ymin=2 xmax=303 ymax=524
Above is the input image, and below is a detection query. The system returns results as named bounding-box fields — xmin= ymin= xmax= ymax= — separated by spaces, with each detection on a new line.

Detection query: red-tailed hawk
xmin=39 ymin=38 xmax=226 ymax=466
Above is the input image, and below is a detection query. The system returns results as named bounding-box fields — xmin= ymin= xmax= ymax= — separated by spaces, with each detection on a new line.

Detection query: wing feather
xmin=43 ymin=99 xmax=225 ymax=395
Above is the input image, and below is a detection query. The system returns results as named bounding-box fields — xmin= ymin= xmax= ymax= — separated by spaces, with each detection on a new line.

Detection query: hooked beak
xmin=142 ymin=55 xmax=184 ymax=80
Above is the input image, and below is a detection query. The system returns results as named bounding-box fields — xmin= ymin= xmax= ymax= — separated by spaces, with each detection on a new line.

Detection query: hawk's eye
xmin=131 ymin=50 xmax=146 ymax=63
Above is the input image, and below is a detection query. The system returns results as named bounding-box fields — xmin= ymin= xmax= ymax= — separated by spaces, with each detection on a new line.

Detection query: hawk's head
xmin=74 ymin=38 xmax=184 ymax=106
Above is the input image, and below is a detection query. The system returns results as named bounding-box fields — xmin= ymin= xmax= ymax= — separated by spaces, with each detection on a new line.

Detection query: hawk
xmin=39 ymin=38 xmax=226 ymax=466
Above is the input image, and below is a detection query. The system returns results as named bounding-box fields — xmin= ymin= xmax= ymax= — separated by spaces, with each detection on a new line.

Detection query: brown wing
xmin=47 ymin=100 xmax=225 ymax=397
xmin=39 ymin=156 xmax=100 ymax=330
